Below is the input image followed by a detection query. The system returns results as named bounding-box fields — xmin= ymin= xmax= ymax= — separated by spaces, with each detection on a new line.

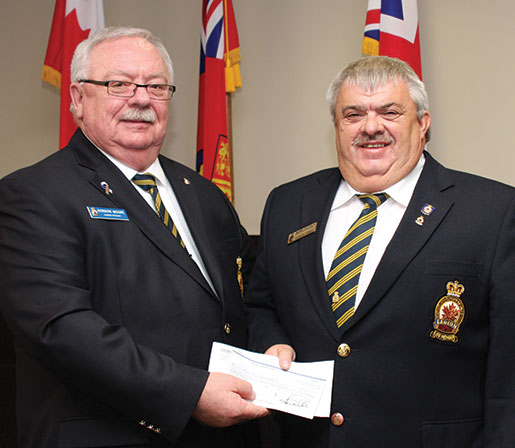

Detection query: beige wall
xmin=1 ymin=1 xmax=514 ymax=234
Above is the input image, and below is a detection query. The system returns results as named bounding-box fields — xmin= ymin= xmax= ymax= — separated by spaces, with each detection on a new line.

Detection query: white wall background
xmin=1 ymin=1 xmax=514 ymax=234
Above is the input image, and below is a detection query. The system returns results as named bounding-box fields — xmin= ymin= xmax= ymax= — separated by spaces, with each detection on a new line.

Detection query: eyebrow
xmin=341 ymin=105 xmax=365 ymax=113
xmin=105 ymin=70 xmax=169 ymax=82
xmin=341 ymin=102 xmax=402 ymax=114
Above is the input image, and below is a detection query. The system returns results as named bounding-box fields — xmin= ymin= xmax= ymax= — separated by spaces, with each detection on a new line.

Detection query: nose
xmin=128 ymin=85 xmax=152 ymax=107
xmin=361 ymin=112 xmax=384 ymax=136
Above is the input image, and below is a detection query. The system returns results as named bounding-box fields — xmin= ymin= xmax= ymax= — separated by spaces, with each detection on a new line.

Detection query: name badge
xmin=287 ymin=222 xmax=318 ymax=244
xmin=87 ymin=206 xmax=129 ymax=221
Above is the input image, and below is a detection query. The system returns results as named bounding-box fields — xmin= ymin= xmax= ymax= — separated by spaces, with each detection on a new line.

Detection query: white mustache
xmin=353 ymin=133 xmax=393 ymax=146
xmin=121 ymin=108 xmax=156 ymax=123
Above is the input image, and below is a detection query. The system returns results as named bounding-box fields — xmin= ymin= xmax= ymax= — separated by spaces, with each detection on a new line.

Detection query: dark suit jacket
xmin=0 ymin=130 xmax=259 ymax=448
xmin=246 ymin=152 xmax=515 ymax=447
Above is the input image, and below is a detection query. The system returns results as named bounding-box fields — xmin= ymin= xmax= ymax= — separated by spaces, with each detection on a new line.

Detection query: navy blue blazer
xmin=246 ymin=152 xmax=515 ymax=447
xmin=0 ymin=130 xmax=258 ymax=448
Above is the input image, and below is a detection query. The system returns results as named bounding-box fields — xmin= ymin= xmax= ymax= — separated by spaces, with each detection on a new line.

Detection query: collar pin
xmin=100 ymin=181 xmax=113 ymax=195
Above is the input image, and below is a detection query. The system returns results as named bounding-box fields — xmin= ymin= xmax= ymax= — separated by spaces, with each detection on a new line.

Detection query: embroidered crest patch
xmin=429 ymin=280 xmax=466 ymax=344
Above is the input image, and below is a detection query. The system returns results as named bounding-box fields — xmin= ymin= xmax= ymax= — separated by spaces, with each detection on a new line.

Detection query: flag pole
xmin=226 ymin=93 xmax=235 ymax=203
xmin=224 ymin=0 xmax=235 ymax=204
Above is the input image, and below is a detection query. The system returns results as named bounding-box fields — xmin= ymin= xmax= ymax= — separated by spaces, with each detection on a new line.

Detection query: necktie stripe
xmin=326 ymin=245 xmax=369 ymax=282
xmin=360 ymin=194 xmax=383 ymax=206
xmin=135 ymin=179 xmax=154 ymax=186
xmin=333 ymin=227 xmax=375 ymax=259
xmin=327 ymin=193 xmax=389 ymax=332
xmin=343 ymin=210 xmax=377 ymax=237
xmin=328 ymin=264 xmax=362 ymax=296
xmin=331 ymin=286 xmax=358 ymax=311
xmin=336 ymin=307 xmax=355 ymax=327
xmin=155 ymin=193 xmax=163 ymax=212
xmin=133 ymin=173 xmax=187 ymax=251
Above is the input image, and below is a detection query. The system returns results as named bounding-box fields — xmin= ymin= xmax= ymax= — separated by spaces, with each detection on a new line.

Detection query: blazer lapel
xmin=161 ymin=157 xmax=224 ymax=300
xmin=346 ymin=153 xmax=456 ymax=330
xmin=71 ymin=131 xmax=214 ymax=297
xmin=298 ymin=169 xmax=343 ymax=342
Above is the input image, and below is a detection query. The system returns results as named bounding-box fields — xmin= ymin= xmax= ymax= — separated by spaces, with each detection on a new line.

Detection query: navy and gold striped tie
xmin=132 ymin=173 xmax=186 ymax=249
xmin=327 ymin=193 xmax=389 ymax=332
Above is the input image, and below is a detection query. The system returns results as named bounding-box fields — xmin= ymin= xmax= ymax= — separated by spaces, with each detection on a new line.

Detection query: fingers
xmin=232 ymin=375 xmax=255 ymax=401
xmin=239 ymin=397 xmax=270 ymax=421
xmin=265 ymin=344 xmax=296 ymax=370
xmin=192 ymin=372 xmax=268 ymax=428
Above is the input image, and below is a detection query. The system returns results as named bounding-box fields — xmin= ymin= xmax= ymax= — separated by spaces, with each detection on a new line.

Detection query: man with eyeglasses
xmin=0 ymin=26 xmax=267 ymax=448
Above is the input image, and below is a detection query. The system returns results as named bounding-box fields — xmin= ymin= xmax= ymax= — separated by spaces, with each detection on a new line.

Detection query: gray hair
xmin=326 ymin=56 xmax=430 ymax=142
xmin=70 ymin=26 xmax=174 ymax=115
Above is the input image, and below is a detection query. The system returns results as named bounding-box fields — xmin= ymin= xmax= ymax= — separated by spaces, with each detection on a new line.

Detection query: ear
xmin=419 ymin=111 xmax=431 ymax=139
xmin=70 ymin=82 xmax=85 ymax=120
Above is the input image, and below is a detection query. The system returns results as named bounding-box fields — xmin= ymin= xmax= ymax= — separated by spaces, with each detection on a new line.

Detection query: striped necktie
xmin=132 ymin=173 xmax=186 ymax=250
xmin=327 ymin=193 xmax=389 ymax=332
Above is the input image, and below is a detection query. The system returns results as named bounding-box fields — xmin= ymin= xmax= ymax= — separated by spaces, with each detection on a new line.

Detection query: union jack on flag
xmin=196 ymin=0 xmax=241 ymax=202
xmin=362 ymin=0 xmax=422 ymax=79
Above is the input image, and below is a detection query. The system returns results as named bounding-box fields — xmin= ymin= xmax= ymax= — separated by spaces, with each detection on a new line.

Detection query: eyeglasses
xmin=79 ymin=80 xmax=176 ymax=100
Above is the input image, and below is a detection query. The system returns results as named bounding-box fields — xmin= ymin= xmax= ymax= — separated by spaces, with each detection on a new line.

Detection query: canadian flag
xmin=42 ymin=0 xmax=104 ymax=149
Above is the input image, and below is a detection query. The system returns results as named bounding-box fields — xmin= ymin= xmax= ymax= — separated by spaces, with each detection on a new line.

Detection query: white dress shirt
xmin=322 ymin=154 xmax=425 ymax=310
xmin=98 ymin=149 xmax=217 ymax=296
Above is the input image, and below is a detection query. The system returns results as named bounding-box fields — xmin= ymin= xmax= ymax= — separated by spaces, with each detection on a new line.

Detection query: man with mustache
xmin=245 ymin=56 xmax=515 ymax=447
xmin=0 ymin=27 xmax=267 ymax=447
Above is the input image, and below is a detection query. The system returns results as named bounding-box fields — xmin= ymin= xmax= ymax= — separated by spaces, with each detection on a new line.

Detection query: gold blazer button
xmin=331 ymin=412 xmax=345 ymax=426
xmin=337 ymin=343 xmax=351 ymax=358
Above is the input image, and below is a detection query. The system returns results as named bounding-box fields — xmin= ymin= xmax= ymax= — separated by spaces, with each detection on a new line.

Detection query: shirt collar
xmin=385 ymin=153 xmax=425 ymax=207
xmin=136 ymin=157 xmax=167 ymax=186
xmin=331 ymin=153 xmax=426 ymax=210
xmin=95 ymin=145 xmax=164 ymax=184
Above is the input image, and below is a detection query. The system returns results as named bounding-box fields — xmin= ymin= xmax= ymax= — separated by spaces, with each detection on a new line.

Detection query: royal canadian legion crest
xmin=429 ymin=280 xmax=466 ymax=343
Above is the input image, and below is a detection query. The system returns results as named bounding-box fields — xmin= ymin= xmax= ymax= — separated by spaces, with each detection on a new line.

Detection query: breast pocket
xmin=424 ymin=261 xmax=481 ymax=277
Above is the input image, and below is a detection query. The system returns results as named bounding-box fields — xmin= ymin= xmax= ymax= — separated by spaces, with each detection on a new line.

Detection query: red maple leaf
xmin=441 ymin=303 xmax=459 ymax=321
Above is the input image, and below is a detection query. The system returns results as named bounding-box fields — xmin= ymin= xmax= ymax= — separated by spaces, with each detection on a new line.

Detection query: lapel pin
xmin=421 ymin=203 xmax=435 ymax=215
xmin=415 ymin=216 xmax=425 ymax=226
xmin=183 ymin=177 xmax=191 ymax=185
xmin=100 ymin=181 xmax=113 ymax=195
xmin=236 ymin=256 xmax=244 ymax=297
xmin=287 ymin=222 xmax=318 ymax=244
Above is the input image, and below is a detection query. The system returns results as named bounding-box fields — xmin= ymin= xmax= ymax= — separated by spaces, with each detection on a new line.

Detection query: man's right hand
xmin=192 ymin=372 xmax=269 ymax=427
xmin=265 ymin=344 xmax=296 ymax=371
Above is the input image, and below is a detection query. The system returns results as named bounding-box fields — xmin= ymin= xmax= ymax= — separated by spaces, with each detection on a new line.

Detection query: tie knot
xmin=358 ymin=193 xmax=389 ymax=209
xmin=133 ymin=173 xmax=157 ymax=192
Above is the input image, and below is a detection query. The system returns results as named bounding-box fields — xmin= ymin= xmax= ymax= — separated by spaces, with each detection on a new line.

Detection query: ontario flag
xmin=42 ymin=0 xmax=104 ymax=149
xmin=362 ymin=0 xmax=422 ymax=79
xmin=196 ymin=0 xmax=242 ymax=202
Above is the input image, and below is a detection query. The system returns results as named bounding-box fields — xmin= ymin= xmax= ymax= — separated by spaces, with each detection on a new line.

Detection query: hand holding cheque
xmin=208 ymin=342 xmax=334 ymax=419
